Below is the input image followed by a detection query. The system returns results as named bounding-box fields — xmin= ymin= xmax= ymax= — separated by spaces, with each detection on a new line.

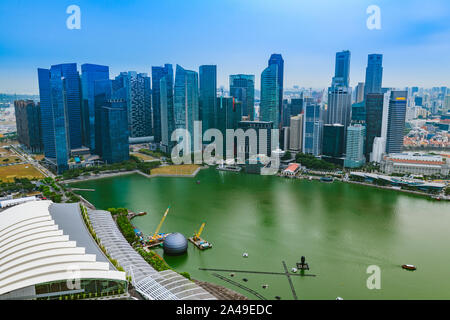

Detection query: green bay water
xmin=72 ymin=168 xmax=449 ymax=300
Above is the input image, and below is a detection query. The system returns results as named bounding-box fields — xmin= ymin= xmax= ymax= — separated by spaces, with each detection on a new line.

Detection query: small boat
xmin=242 ymin=278 xmax=248 ymax=282
xmin=230 ymin=273 xmax=235 ymax=277
xmin=402 ymin=264 xmax=417 ymax=271
xmin=275 ymin=296 xmax=281 ymax=300
xmin=291 ymin=267 xmax=298 ymax=273
xmin=262 ymin=284 xmax=268 ymax=289
xmin=196 ymin=180 xmax=201 ymax=184
xmin=242 ymin=252 xmax=249 ymax=258
xmin=336 ymin=297 xmax=344 ymax=300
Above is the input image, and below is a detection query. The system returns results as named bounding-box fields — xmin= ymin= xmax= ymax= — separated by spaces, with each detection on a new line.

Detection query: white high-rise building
xmin=289 ymin=114 xmax=303 ymax=151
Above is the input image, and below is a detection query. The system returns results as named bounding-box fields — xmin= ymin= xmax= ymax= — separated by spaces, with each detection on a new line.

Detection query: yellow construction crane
xmin=193 ymin=222 xmax=205 ymax=241
xmin=149 ymin=206 xmax=170 ymax=241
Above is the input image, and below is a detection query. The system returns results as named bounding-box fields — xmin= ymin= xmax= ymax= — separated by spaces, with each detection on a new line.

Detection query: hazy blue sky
xmin=0 ymin=0 xmax=449 ymax=94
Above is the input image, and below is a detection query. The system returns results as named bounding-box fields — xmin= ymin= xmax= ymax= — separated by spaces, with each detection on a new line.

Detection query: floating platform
xmin=217 ymin=165 xmax=242 ymax=172
xmin=320 ymin=176 xmax=334 ymax=183
xmin=189 ymin=236 xmax=212 ymax=250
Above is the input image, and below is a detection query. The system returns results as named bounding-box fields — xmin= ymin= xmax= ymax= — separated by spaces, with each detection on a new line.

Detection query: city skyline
xmin=1 ymin=0 xmax=450 ymax=94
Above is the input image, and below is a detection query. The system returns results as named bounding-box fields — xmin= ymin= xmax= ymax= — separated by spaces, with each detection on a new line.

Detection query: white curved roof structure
xmin=88 ymin=209 xmax=216 ymax=300
xmin=0 ymin=200 xmax=126 ymax=298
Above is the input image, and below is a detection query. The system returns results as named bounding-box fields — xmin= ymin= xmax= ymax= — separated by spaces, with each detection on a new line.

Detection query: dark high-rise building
xmin=81 ymin=64 xmax=109 ymax=150
xmin=364 ymin=54 xmax=383 ymax=97
xmin=238 ymin=120 xmax=273 ymax=159
xmin=386 ymin=91 xmax=407 ymax=154
xmin=94 ymin=79 xmax=113 ymax=157
xmin=414 ymin=96 xmax=423 ymax=107
xmin=114 ymin=72 xmax=152 ymax=138
xmin=38 ymin=63 xmax=82 ymax=173
xmin=14 ymin=100 xmax=43 ymax=153
xmin=290 ymin=98 xmax=303 ymax=116
xmin=282 ymin=99 xmax=291 ymax=127
xmin=100 ymin=99 xmax=129 ymax=164
xmin=152 ymin=64 xmax=172 ymax=143
xmin=351 ymin=101 xmax=366 ymax=123
xmin=322 ymin=124 xmax=345 ymax=165
xmin=260 ymin=64 xmax=279 ymax=125
xmin=332 ymin=50 xmax=351 ymax=88
xmin=268 ymin=54 xmax=284 ymax=126
xmin=199 ymin=65 xmax=217 ymax=134
xmin=365 ymin=93 xmax=385 ymax=160
xmin=229 ymin=74 xmax=255 ymax=120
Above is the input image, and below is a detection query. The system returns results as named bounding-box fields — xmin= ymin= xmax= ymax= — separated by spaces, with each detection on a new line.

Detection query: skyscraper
xmin=81 ymin=64 xmax=109 ymax=150
xmin=303 ymin=104 xmax=323 ymax=156
xmin=174 ymin=65 xmax=200 ymax=151
xmin=14 ymin=100 xmax=43 ymax=153
xmin=322 ymin=124 xmax=345 ymax=158
xmin=364 ymin=54 xmax=383 ymax=97
xmin=365 ymin=93 xmax=385 ymax=161
xmin=38 ymin=63 xmax=82 ymax=173
xmin=288 ymin=114 xmax=303 ymax=151
xmin=100 ymin=99 xmax=129 ymax=164
xmin=332 ymin=50 xmax=351 ymax=88
xmin=344 ymin=124 xmax=366 ymax=168
xmin=152 ymin=64 xmax=172 ymax=143
xmin=93 ymin=79 xmax=113 ymax=157
xmin=260 ymin=64 xmax=279 ymax=126
xmin=199 ymin=65 xmax=217 ymax=134
xmin=114 ymin=72 xmax=152 ymax=138
xmin=268 ymin=54 xmax=284 ymax=126
xmin=229 ymin=74 xmax=255 ymax=120
xmin=355 ymin=82 xmax=365 ymax=103
xmin=386 ymin=91 xmax=407 ymax=154
xmin=327 ymin=87 xmax=352 ymax=130
xmin=444 ymin=95 xmax=450 ymax=114
xmin=160 ymin=71 xmax=175 ymax=153
xmin=290 ymin=98 xmax=303 ymax=117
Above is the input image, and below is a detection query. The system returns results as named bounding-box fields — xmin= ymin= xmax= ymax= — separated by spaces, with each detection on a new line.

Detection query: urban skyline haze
xmin=0 ymin=0 xmax=449 ymax=93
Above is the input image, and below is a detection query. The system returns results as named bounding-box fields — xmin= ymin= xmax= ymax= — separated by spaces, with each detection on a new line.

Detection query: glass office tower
xmin=152 ymin=64 xmax=173 ymax=143
xmin=38 ymin=63 xmax=82 ymax=173
xmin=81 ymin=63 xmax=109 ymax=150
xmin=199 ymin=65 xmax=217 ymax=134
xmin=100 ymin=100 xmax=129 ymax=164
xmin=174 ymin=65 xmax=200 ymax=152
xmin=365 ymin=93 xmax=385 ymax=160
xmin=303 ymin=104 xmax=323 ymax=156
xmin=268 ymin=54 xmax=284 ymax=126
xmin=260 ymin=64 xmax=279 ymax=126
xmin=386 ymin=91 xmax=408 ymax=154
xmin=332 ymin=50 xmax=351 ymax=88
xmin=229 ymin=74 xmax=255 ymax=120
xmin=364 ymin=54 xmax=383 ymax=97
xmin=160 ymin=72 xmax=175 ymax=153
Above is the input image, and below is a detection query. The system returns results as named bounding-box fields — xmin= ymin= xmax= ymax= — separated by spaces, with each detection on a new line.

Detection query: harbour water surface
xmin=72 ymin=168 xmax=449 ymax=300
